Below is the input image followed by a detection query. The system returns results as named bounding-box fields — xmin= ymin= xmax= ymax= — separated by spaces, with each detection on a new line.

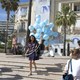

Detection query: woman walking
xmin=26 ymin=35 xmax=39 ymax=76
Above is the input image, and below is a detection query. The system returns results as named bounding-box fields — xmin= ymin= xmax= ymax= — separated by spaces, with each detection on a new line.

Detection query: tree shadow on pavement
xmin=0 ymin=74 xmax=23 ymax=80
xmin=0 ymin=67 xmax=12 ymax=72
xmin=0 ymin=67 xmax=23 ymax=80
xmin=36 ymin=63 xmax=64 ymax=76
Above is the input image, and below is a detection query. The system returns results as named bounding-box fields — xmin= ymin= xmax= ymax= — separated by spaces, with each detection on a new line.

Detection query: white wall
xmin=32 ymin=0 xmax=50 ymax=22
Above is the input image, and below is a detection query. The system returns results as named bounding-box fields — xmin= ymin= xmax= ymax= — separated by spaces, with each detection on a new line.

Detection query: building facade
xmin=50 ymin=0 xmax=80 ymax=33
xmin=14 ymin=2 xmax=29 ymax=46
xmin=50 ymin=0 xmax=80 ymax=56
xmin=31 ymin=0 xmax=50 ymax=25
xmin=0 ymin=21 xmax=14 ymax=35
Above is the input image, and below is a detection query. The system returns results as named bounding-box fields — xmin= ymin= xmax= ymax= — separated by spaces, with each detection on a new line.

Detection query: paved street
xmin=0 ymin=53 xmax=70 ymax=80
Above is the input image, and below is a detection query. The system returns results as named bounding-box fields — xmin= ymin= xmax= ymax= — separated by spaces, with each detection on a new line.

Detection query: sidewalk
xmin=0 ymin=53 xmax=70 ymax=80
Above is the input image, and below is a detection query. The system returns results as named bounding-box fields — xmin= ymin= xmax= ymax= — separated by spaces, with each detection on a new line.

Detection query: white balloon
xmin=29 ymin=25 xmax=34 ymax=32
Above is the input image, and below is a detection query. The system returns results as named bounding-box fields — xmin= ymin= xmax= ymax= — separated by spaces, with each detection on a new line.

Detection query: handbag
xmin=63 ymin=59 xmax=74 ymax=80
xmin=35 ymin=45 xmax=40 ymax=60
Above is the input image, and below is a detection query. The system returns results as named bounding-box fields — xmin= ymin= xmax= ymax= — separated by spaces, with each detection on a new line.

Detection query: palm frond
xmin=62 ymin=5 xmax=70 ymax=15
xmin=55 ymin=5 xmax=77 ymax=28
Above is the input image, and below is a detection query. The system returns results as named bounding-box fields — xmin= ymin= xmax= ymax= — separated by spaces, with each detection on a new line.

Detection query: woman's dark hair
xmin=71 ymin=49 xmax=80 ymax=59
xmin=78 ymin=40 xmax=80 ymax=46
xmin=28 ymin=35 xmax=37 ymax=43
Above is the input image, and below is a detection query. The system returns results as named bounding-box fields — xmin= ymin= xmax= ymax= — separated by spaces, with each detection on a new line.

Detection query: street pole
xmin=26 ymin=0 xmax=32 ymax=44
xmin=5 ymin=30 xmax=7 ymax=53
xmin=63 ymin=25 xmax=66 ymax=56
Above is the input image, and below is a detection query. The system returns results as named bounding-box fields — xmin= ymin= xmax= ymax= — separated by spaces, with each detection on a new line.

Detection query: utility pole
xmin=26 ymin=0 xmax=32 ymax=43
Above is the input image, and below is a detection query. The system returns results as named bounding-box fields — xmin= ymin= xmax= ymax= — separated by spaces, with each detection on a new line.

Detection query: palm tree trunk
xmin=26 ymin=0 xmax=32 ymax=44
xmin=5 ymin=10 xmax=10 ymax=53
xmin=63 ymin=25 xmax=66 ymax=56
xmin=67 ymin=42 xmax=70 ymax=56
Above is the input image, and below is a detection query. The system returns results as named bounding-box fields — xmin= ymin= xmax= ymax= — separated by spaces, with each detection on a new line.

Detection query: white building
xmin=50 ymin=0 xmax=80 ymax=32
xmin=50 ymin=0 xmax=80 ymax=56
xmin=14 ymin=2 xmax=29 ymax=46
xmin=31 ymin=0 xmax=50 ymax=25
xmin=14 ymin=0 xmax=80 ymax=56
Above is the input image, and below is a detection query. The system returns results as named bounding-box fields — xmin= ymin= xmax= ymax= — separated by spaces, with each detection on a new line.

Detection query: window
xmin=61 ymin=49 xmax=63 ymax=53
xmin=55 ymin=48 xmax=57 ymax=53
xmin=74 ymin=3 xmax=80 ymax=11
xmin=20 ymin=7 xmax=27 ymax=16
xmin=19 ymin=22 xmax=26 ymax=32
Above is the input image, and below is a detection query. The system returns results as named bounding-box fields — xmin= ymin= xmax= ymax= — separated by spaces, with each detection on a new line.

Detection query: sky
xmin=0 ymin=0 xmax=29 ymax=21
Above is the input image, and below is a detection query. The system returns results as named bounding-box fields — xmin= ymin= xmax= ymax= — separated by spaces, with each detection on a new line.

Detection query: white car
xmin=0 ymin=41 xmax=5 ymax=45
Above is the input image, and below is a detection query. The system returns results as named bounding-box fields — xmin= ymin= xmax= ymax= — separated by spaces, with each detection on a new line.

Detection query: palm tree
xmin=26 ymin=0 xmax=32 ymax=44
xmin=0 ymin=0 xmax=19 ymax=53
xmin=55 ymin=4 xmax=77 ymax=56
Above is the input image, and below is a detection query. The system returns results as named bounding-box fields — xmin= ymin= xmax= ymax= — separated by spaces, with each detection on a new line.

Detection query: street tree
xmin=0 ymin=0 xmax=19 ymax=53
xmin=55 ymin=4 xmax=77 ymax=56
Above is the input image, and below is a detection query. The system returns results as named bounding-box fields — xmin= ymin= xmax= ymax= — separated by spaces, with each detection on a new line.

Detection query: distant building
xmin=0 ymin=21 xmax=14 ymax=35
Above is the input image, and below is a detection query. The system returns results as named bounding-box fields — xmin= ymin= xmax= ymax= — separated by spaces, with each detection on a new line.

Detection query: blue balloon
xmin=33 ymin=23 xmax=40 ymax=29
xmin=44 ymin=41 xmax=49 ymax=46
xmin=36 ymin=39 xmax=40 ymax=42
xmin=48 ymin=31 xmax=53 ymax=36
xmin=43 ymin=34 xmax=49 ymax=40
xmin=35 ymin=33 xmax=40 ymax=39
xmin=49 ymin=23 xmax=54 ymax=28
xmin=42 ymin=26 xmax=50 ymax=34
xmin=53 ymin=32 xmax=59 ymax=37
xmin=43 ymin=19 xmax=48 ymax=25
xmin=29 ymin=26 xmax=34 ymax=32
xmin=36 ymin=15 xmax=41 ymax=24
xmin=40 ymin=22 xmax=46 ymax=28
xmin=36 ymin=18 xmax=41 ymax=24
xmin=37 ymin=28 xmax=42 ymax=33
xmin=36 ymin=15 xmax=41 ymax=19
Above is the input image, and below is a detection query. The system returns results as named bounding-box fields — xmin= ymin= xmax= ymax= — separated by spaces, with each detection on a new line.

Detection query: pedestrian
xmin=64 ymin=49 xmax=80 ymax=80
xmin=26 ymin=35 xmax=39 ymax=76
xmin=12 ymin=35 xmax=17 ymax=54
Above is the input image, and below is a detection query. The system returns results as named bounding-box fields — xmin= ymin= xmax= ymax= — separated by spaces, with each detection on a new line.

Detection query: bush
xmin=0 ymin=44 xmax=5 ymax=49
xmin=8 ymin=40 xmax=12 ymax=49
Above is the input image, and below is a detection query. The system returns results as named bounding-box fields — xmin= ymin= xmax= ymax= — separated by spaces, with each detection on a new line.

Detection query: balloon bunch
xmin=29 ymin=15 xmax=59 ymax=46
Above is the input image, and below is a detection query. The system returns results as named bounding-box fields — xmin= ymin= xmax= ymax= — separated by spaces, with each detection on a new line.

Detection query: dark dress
xmin=27 ymin=42 xmax=37 ymax=60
